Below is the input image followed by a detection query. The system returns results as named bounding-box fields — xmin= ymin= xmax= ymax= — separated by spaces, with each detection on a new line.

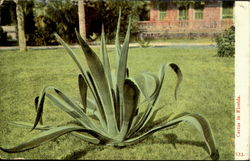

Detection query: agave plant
xmin=0 ymin=12 xmax=219 ymax=160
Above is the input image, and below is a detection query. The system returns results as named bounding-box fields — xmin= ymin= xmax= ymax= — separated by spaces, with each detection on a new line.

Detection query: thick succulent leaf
xmin=86 ymin=98 xmax=98 ymax=114
xmin=116 ymin=119 xmax=180 ymax=148
xmin=86 ymin=71 xmax=107 ymax=130
xmin=34 ymin=96 xmax=43 ymax=125
xmin=128 ymin=72 xmax=160 ymax=136
xmin=116 ymin=17 xmax=131 ymax=88
xmin=110 ymin=70 xmax=121 ymax=129
xmin=9 ymin=121 xmax=52 ymax=131
xmin=126 ymin=109 xmax=142 ymax=136
xmin=148 ymin=112 xmax=174 ymax=129
xmin=54 ymin=33 xmax=86 ymax=77
xmin=168 ymin=63 xmax=183 ymax=100
xmin=116 ymin=17 xmax=132 ymax=128
xmin=31 ymin=86 xmax=91 ymax=131
xmin=78 ymin=74 xmax=87 ymax=112
xmin=71 ymin=131 xmax=100 ymax=144
xmin=118 ymin=79 xmax=140 ymax=140
xmin=134 ymin=73 xmax=149 ymax=99
xmin=0 ymin=126 xmax=87 ymax=153
xmin=130 ymin=105 xmax=165 ymax=137
xmin=176 ymin=113 xmax=219 ymax=160
xmin=127 ymin=103 xmax=153 ymax=137
xmin=129 ymin=63 xmax=183 ymax=137
xmin=8 ymin=121 xmax=101 ymax=144
xmin=134 ymin=72 xmax=160 ymax=102
xmin=145 ymin=72 xmax=161 ymax=101
xmin=46 ymin=93 xmax=99 ymax=132
xmin=157 ymin=63 xmax=183 ymax=100
xmin=54 ymin=33 xmax=106 ymax=128
xmin=75 ymin=30 xmax=117 ymax=135
xmin=32 ymin=86 xmax=53 ymax=131
xmin=54 ymin=89 xmax=87 ymax=117
xmin=143 ymin=63 xmax=182 ymax=125
xmin=121 ymin=113 xmax=219 ymax=160
xmin=126 ymin=68 xmax=129 ymax=78
xmin=149 ymin=63 xmax=182 ymax=106
xmin=115 ymin=8 xmax=122 ymax=62
xmin=101 ymin=25 xmax=114 ymax=90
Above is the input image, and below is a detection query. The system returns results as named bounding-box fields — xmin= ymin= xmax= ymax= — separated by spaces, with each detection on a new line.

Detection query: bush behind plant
xmin=215 ymin=26 xmax=235 ymax=57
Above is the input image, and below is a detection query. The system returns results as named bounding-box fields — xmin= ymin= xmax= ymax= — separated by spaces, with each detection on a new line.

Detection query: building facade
xmin=138 ymin=1 xmax=234 ymax=38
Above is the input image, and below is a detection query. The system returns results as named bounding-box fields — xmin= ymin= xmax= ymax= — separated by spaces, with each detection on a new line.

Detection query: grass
xmin=0 ymin=46 xmax=234 ymax=160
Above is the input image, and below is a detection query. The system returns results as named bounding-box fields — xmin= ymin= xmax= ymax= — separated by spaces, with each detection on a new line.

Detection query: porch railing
xmin=138 ymin=19 xmax=233 ymax=33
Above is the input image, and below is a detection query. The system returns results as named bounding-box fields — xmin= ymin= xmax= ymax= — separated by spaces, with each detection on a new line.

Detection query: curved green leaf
xmin=54 ymin=33 xmax=106 ymax=129
xmin=32 ymin=86 xmax=54 ymax=131
xmin=129 ymin=63 xmax=183 ymax=137
xmin=168 ymin=63 xmax=183 ymax=100
xmin=75 ymin=31 xmax=117 ymax=136
xmin=116 ymin=17 xmax=132 ymax=128
xmin=121 ymin=113 xmax=219 ymax=160
xmin=54 ymin=33 xmax=86 ymax=77
xmin=71 ymin=131 xmax=100 ymax=144
xmin=46 ymin=93 xmax=102 ymax=133
xmin=134 ymin=72 xmax=160 ymax=101
xmin=8 ymin=121 xmax=101 ymax=144
xmin=78 ymin=74 xmax=87 ymax=112
xmin=118 ymin=79 xmax=140 ymax=140
xmin=9 ymin=121 xmax=52 ymax=131
xmin=86 ymin=71 xmax=107 ymax=130
xmin=34 ymin=96 xmax=43 ymax=125
xmin=115 ymin=8 xmax=122 ymax=61
xmin=101 ymin=25 xmax=113 ymax=90
xmin=0 ymin=126 xmax=86 ymax=153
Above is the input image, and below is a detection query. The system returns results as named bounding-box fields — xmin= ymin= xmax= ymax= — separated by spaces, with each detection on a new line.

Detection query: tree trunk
xmin=16 ymin=0 xmax=26 ymax=51
xmin=78 ymin=0 xmax=87 ymax=40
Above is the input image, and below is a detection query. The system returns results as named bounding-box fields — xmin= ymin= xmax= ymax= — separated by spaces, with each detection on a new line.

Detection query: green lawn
xmin=0 ymin=46 xmax=234 ymax=160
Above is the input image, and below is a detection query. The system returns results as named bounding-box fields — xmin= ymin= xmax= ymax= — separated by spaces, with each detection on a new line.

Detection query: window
xmin=222 ymin=1 xmax=234 ymax=19
xmin=159 ymin=2 xmax=167 ymax=20
xmin=194 ymin=3 xmax=204 ymax=20
xmin=179 ymin=6 xmax=189 ymax=20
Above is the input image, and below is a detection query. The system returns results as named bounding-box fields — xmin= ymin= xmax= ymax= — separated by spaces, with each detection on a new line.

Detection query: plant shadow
xmin=163 ymin=133 xmax=209 ymax=154
xmin=61 ymin=134 xmax=210 ymax=160
xmin=62 ymin=144 xmax=98 ymax=160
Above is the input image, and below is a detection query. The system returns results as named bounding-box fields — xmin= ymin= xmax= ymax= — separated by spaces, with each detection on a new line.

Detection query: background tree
xmin=78 ymin=0 xmax=86 ymax=40
xmin=1 ymin=0 xmax=148 ymax=46
xmin=0 ymin=0 xmax=26 ymax=50
xmin=15 ymin=0 xmax=26 ymax=51
xmin=29 ymin=0 xmax=78 ymax=45
xmin=84 ymin=0 xmax=149 ymax=42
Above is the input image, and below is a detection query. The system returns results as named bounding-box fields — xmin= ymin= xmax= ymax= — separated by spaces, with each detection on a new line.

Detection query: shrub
xmin=215 ymin=26 xmax=235 ymax=57
xmin=136 ymin=34 xmax=151 ymax=48
xmin=0 ymin=13 xmax=219 ymax=160
xmin=26 ymin=0 xmax=78 ymax=46
xmin=85 ymin=1 xmax=149 ymax=42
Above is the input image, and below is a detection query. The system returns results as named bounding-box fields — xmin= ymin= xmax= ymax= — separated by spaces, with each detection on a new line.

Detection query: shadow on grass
xmin=163 ymin=133 xmax=209 ymax=153
xmin=62 ymin=144 xmax=98 ymax=160
xmin=61 ymin=134 xmax=210 ymax=160
xmin=163 ymin=134 xmax=212 ymax=160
